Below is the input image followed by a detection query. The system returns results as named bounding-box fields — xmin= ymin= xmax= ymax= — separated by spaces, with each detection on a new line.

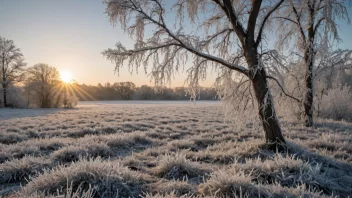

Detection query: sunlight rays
xmin=71 ymin=83 xmax=96 ymax=101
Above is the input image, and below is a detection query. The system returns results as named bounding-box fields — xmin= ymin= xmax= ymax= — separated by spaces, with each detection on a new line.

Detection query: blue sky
xmin=0 ymin=0 xmax=351 ymax=86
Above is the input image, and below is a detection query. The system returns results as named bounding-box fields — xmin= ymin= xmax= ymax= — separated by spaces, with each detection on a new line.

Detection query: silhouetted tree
xmin=26 ymin=63 xmax=61 ymax=108
xmin=0 ymin=37 xmax=26 ymax=107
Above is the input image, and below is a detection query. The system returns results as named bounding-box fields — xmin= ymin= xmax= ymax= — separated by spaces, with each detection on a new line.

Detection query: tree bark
xmin=303 ymin=55 xmax=314 ymax=127
xmin=252 ymin=67 xmax=286 ymax=146
xmin=3 ymin=86 xmax=7 ymax=107
xmin=303 ymin=18 xmax=315 ymax=127
xmin=245 ymin=49 xmax=286 ymax=147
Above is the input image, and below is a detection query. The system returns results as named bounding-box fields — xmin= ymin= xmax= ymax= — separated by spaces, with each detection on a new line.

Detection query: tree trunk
xmin=252 ymin=68 xmax=286 ymax=146
xmin=303 ymin=16 xmax=315 ymax=127
xmin=3 ymin=86 xmax=7 ymax=107
xmin=303 ymin=57 xmax=314 ymax=127
xmin=246 ymin=51 xmax=286 ymax=147
xmin=2 ymin=53 xmax=7 ymax=107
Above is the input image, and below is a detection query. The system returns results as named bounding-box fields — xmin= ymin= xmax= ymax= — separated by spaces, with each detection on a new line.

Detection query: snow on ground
xmin=0 ymin=100 xmax=220 ymax=120
xmin=0 ymin=101 xmax=351 ymax=197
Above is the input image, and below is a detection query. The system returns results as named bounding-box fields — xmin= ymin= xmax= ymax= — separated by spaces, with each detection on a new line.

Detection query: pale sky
xmin=0 ymin=0 xmax=351 ymax=87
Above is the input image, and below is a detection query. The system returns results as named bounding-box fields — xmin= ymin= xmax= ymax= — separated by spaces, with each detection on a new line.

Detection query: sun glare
xmin=60 ymin=71 xmax=73 ymax=83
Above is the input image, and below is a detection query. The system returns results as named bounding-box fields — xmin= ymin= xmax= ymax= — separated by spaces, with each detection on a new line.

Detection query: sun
xmin=60 ymin=70 xmax=73 ymax=83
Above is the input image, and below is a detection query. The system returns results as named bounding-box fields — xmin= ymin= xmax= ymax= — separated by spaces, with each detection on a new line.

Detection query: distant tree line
xmin=72 ymin=82 xmax=217 ymax=101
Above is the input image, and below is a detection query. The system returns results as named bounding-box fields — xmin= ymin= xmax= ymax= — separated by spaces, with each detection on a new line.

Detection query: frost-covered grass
xmin=0 ymin=101 xmax=352 ymax=197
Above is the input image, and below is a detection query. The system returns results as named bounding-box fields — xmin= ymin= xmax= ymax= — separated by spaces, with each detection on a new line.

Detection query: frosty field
xmin=0 ymin=101 xmax=352 ymax=197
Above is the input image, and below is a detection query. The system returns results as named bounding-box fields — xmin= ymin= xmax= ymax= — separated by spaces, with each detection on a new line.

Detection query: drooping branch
xmin=105 ymin=0 xmax=249 ymax=75
xmin=289 ymin=0 xmax=307 ymax=46
xmin=266 ymin=75 xmax=302 ymax=103
xmin=313 ymin=17 xmax=326 ymax=34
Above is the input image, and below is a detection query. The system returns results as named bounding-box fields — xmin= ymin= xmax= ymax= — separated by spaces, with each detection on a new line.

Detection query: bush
xmin=6 ymin=86 xmax=28 ymax=108
xmin=63 ymin=94 xmax=78 ymax=109
xmin=317 ymin=84 xmax=352 ymax=120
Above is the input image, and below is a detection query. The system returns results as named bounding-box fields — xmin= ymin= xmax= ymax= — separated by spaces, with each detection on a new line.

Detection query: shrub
xmin=317 ymin=84 xmax=352 ymax=120
xmin=6 ymin=86 xmax=28 ymax=108
xmin=63 ymin=95 xmax=78 ymax=109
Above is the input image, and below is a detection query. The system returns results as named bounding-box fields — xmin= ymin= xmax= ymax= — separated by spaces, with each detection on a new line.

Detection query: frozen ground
xmin=0 ymin=101 xmax=220 ymax=120
xmin=0 ymin=101 xmax=351 ymax=197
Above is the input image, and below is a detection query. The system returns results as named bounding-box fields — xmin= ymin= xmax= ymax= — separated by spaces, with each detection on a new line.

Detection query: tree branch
xmin=107 ymin=0 xmax=249 ymax=75
xmin=214 ymin=0 xmax=247 ymax=43
xmin=266 ymin=75 xmax=301 ymax=103
xmin=255 ymin=0 xmax=284 ymax=47
xmin=247 ymin=0 xmax=262 ymax=40
xmin=289 ymin=0 xmax=307 ymax=45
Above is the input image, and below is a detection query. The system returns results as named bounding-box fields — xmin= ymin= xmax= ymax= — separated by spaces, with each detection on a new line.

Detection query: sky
xmin=0 ymin=0 xmax=352 ymax=87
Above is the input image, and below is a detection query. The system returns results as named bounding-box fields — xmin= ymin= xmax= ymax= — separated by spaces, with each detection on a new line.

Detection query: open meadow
xmin=0 ymin=101 xmax=351 ymax=197
xmin=2 ymin=0 xmax=352 ymax=197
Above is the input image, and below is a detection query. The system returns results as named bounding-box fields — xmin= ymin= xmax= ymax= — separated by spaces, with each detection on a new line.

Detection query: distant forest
xmin=72 ymin=82 xmax=218 ymax=101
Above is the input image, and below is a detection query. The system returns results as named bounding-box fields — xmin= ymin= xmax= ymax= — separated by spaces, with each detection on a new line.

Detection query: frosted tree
xmin=263 ymin=49 xmax=352 ymax=121
xmin=276 ymin=0 xmax=350 ymax=127
xmin=103 ymin=0 xmax=287 ymax=147
xmin=0 ymin=37 xmax=26 ymax=107
xmin=26 ymin=63 xmax=61 ymax=108
xmin=315 ymin=49 xmax=352 ymax=89
xmin=314 ymin=49 xmax=352 ymax=118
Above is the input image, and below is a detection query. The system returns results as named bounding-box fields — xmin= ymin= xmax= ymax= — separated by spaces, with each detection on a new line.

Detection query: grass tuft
xmin=20 ymin=158 xmax=150 ymax=198
xmin=199 ymin=168 xmax=269 ymax=198
xmin=0 ymin=156 xmax=51 ymax=184
xmin=154 ymin=153 xmax=210 ymax=180
xmin=51 ymin=146 xmax=89 ymax=163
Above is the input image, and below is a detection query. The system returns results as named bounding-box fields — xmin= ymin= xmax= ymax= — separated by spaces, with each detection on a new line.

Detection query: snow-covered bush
xmin=317 ymin=84 xmax=352 ymax=120
xmin=63 ymin=94 xmax=78 ymax=109
xmin=270 ymin=63 xmax=305 ymax=122
xmin=6 ymin=86 xmax=27 ymax=108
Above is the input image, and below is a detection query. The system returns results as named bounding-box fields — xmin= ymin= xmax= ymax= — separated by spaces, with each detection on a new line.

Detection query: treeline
xmin=72 ymin=83 xmax=217 ymax=101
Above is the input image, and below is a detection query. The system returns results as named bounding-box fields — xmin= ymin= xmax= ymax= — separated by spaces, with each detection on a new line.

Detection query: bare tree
xmin=0 ymin=37 xmax=26 ymax=107
xmin=103 ymin=0 xmax=288 ymax=147
xmin=276 ymin=0 xmax=350 ymax=127
xmin=26 ymin=63 xmax=61 ymax=108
